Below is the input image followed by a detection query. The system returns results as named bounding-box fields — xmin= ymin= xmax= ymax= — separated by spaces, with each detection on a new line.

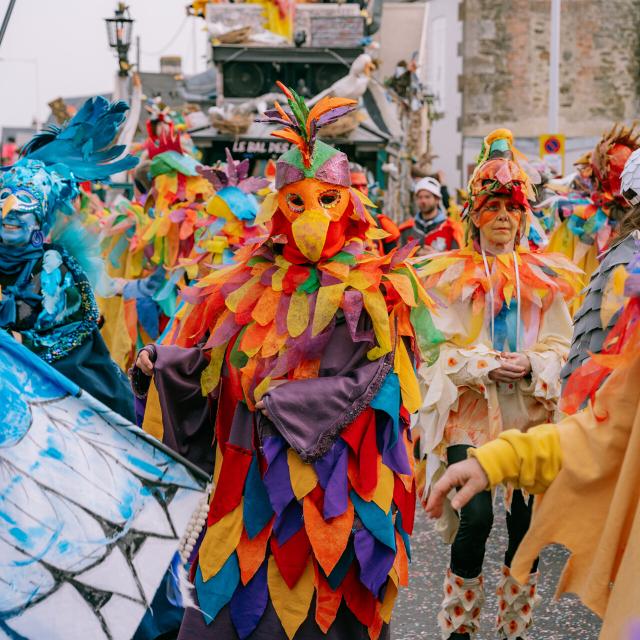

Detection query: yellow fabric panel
xmin=267 ymin=556 xmax=315 ymax=640
xmin=470 ymin=423 xmax=562 ymax=493
xmin=199 ymin=501 xmax=244 ymax=581
xmin=141 ymin=378 xmax=164 ymax=442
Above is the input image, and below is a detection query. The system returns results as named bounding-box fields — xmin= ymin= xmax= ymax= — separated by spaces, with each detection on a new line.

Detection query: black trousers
xmin=447 ymin=444 xmax=539 ymax=579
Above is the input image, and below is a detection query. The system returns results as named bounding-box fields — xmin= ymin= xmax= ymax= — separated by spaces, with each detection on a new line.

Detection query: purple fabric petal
xmin=380 ymin=418 xmax=412 ymax=476
xmin=263 ymin=447 xmax=295 ymax=516
xmin=354 ymin=528 xmax=395 ymax=598
xmin=275 ymin=161 xmax=305 ymax=189
xmin=262 ymin=435 xmax=286 ymax=466
xmin=343 ymin=290 xmax=374 ymax=343
xmin=391 ymin=238 xmax=419 ymax=267
xmin=239 ymin=176 xmax=270 ymax=194
xmin=350 ymin=189 xmax=366 ymax=221
xmin=169 ymin=208 xmax=186 ymax=223
xmin=260 ymin=265 xmax=278 ymax=285
xmin=229 ymin=560 xmax=268 ymax=639
xmin=272 ymin=499 xmax=303 ymax=545
xmin=204 ymin=313 xmax=242 ymax=348
xmin=314 ymin=439 xmax=348 ymax=519
xmin=315 ymin=104 xmax=358 ymax=128
xmin=315 ymin=152 xmax=351 ymax=187
xmin=275 ymin=292 xmax=291 ymax=335
xmin=236 ymin=158 xmax=251 ymax=182
xmin=225 ymin=148 xmax=239 ymax=185
xmin=198 ymin=165 xmax=227 ymax=191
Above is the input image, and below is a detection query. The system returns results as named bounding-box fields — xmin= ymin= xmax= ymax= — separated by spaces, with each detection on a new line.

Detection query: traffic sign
xmin=539 ymin=134 xmax=565 ymax=176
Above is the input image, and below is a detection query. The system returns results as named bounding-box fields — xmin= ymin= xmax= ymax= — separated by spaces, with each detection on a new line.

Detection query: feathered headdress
xmin=1 ymin=96 xmax=138 ymax=232
xmin=257 ymin=81 xmax=357 ymax=189
xmin=591 ymin=123 xmax=640 ymax=198
xmin=466 ymin=128 xmax=534 ymax=213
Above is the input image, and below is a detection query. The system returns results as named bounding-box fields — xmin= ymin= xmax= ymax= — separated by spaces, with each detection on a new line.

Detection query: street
xmin=394 ymin=501 xmax=602 ymax=639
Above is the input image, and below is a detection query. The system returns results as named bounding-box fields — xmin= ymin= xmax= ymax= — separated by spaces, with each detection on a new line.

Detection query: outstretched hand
xmin=425 ymin=458 xmax=489 ymax=519
xmin=489 ymin=352 xmax=531 ymax=382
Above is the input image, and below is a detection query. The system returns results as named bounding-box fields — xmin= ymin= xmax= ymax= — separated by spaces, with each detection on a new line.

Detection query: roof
xmin=191 ymin=89 xmax=396 ymax=152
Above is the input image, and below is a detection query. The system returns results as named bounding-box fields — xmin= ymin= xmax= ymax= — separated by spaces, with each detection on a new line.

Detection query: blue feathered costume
xmin=0 ymin=96 xmax=138 ymax=421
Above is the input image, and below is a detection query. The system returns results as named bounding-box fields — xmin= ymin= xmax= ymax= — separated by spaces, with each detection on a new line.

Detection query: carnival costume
xmin=0 ymin=96 xmax=138 ymax=420
xmin=467 ymin=242 xmax=640 ymax=640
xmin=131 ymin=83 xmax=441 ymax=639
xmin=414 ymin=129 xmax=581 ymax=640
xmin=546 ymin=124 xmax=639 ymax=312
xmin=560 ymin=147 xmax=640 ymax=399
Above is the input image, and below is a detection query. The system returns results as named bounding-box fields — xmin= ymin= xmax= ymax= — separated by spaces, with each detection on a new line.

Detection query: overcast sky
xmin=0 ymin=0 xmax=210 ymax=128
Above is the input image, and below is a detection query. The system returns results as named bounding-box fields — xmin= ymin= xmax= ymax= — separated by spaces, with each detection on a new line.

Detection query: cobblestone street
xmin=394 ymin=502 xmax=602 ymax=639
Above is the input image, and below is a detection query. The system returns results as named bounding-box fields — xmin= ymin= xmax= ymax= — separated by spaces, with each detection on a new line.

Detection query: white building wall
xmin=422 ymin=0 xmax=463 ymax=189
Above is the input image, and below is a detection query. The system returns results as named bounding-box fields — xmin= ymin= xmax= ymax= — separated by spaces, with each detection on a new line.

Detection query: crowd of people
xmin=1 ymin=85 xmax=639 ymax=640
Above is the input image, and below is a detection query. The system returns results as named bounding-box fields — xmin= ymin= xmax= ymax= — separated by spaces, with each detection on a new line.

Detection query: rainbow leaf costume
xmin=132 ymin=84 xmax=441 ymax=639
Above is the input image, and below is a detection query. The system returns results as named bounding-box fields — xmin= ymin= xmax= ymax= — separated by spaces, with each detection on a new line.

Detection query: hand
xmin=488 ymin=352 xmax=531 ymax=382
xmin=11 ymin=331 xmax=22 ymax=344
xmin=417 ymin=244 xmax=436 ymax=256
xmin=425 ymin=458 xmax=489 ymax=518
xmin=254 ymin=379 xmax=289 ymax=418
xmin=136 ymin=349 xmax=155 ymax=376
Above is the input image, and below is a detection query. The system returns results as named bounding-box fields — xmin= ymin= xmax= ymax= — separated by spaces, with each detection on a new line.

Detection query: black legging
xmin=447 ymin=444 xmax=539 ymax=579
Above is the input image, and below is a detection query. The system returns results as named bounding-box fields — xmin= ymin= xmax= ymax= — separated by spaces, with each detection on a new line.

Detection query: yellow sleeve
xmin=469 ymin=424 xmax=562 ymax=494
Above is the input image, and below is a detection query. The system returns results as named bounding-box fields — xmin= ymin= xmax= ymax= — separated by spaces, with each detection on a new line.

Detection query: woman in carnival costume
xmin=131 ymin=83 xmax=441 ymax=639
xmin=414 ymin=129 xmax=582 ymax=640
xmin=0 ymin=96 xmax=138 ymax=421
xmin=426 ymin=243 xmax=640 ymax=640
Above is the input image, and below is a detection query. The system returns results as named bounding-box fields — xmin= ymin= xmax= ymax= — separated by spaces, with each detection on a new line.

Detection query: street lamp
xmin=105 ymin=3 xmax=134 ymax=77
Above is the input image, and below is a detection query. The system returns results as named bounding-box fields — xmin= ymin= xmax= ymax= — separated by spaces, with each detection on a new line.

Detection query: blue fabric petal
xmin=229 ymin=560 xmax=268 ymax=639
xmin=243 ymin=454 xmax=274 ymax=540
xmin=273 ymin=499 xmax=303 ymax=545
xmin=195 ymin=553 xmax=240 ymax=625
xmin=327 ymin=539 xmax=355 ymax=590
xmin=136 ymin=296 xmax=160 ymax=340
xmin=370 ymin=372 xmax=400 ymax=448
xmin=395 ymin=511 xmax=412 ymax=562
xmin=350 ymin=491 xmax=396 ymax=551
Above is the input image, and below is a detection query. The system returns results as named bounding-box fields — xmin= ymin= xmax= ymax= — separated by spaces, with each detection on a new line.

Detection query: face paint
xmin=473 ymin=197 xmax=522 ymax=248
xmin=0 ymin=188 xmax=42 ymax=246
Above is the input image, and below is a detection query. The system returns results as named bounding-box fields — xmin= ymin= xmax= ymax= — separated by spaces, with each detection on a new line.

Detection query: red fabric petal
xmin=208 ymin=443 xmax=254 ymax=526
xmin=270 ymin=525 xmax=312 ymax=589
xmin=342 ymin=566 xmax=377 ymax=627
xmin=393 ymin=475 xmax=416 ymax=535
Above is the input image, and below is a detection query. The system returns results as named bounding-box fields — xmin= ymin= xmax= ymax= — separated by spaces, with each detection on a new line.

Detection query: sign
xmin=231 ymin=139 xmax=293 ymax=156
xmin=539 ymin=133 xmax=565 ymax=176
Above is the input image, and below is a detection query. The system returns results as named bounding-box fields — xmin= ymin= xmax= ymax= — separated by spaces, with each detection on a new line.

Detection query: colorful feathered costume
xmin=546 ymin=124 xmax=640 ymax=312
xmin=414 ymin=129 xmax=580 ymax=640
xmin=131 ymin=83 xmax=441 ymax=639
xmin=0 ymin=96 xmax=138 ymax=420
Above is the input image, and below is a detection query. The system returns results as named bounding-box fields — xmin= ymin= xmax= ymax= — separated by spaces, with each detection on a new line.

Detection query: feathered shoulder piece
xmin=417 ymin=246 xmax=583 ymax=313
xmin=169 ymin=239 xmax=441 ymax=407
xmin=257 ymin=81 xmax=356 ymax=171
xmin=22 ymin=96 xmax=138 ymax=181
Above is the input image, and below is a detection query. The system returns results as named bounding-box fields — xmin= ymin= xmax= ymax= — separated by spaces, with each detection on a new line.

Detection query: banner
xmin=0 ymin=330 xmax=207 ymax=639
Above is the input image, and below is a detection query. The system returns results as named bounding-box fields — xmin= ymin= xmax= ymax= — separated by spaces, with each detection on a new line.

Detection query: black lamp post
xmin=105 ymin=3 xmax=134 ymax=77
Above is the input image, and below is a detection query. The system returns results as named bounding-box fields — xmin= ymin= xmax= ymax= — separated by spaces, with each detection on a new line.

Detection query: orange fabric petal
xmin=237 ymin=518 xmax=273 ymax=586
xmin=393 ymin=530 xmax=409 ymax=587
xmin=304 ymin=494 xmax=354 ymax=576
xmin=314 ymin=562 xmax=343 ymax=633
xmin=252 ymin=287 xmax=281 ymax=326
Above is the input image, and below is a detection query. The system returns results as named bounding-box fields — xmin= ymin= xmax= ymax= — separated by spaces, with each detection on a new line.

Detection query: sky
xmin=0 ymin=0 xmax=210 ymax=128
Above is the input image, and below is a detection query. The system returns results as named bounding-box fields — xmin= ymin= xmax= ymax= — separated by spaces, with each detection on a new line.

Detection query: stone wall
xmin=460 ymin=0 xmax=640 ymax=137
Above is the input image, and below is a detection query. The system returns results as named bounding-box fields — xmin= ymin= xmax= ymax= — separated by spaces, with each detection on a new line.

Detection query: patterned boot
xmin=495 ymin=565 xmax=542 ymax=640
xmin=437 ymin=568 xmax=485 ymax=639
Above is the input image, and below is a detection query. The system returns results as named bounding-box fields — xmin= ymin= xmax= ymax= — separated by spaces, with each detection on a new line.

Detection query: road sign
xmin=539 ymin=134 xmax=565 ymax=176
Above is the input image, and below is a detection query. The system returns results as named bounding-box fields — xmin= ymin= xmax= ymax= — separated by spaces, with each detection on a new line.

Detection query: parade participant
xmin=414 ymin=129 xmax=581 ymax=640
xmin=350 ymin=162 xmax=403 ymax=254
xmin=425 ymin=245 xmax=640 ymax=640
xmin=131 ymin=82 xmax=441 ymax=639
xmin=546 ymin=124 xmax=640 ymax=313
xmin=560 ymin=148 xmax=640 ymax=401
xmin=403 ymin=176 xmax=462 ymax=253
xmin=0 ymin=96 xmax=138 ymax=421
